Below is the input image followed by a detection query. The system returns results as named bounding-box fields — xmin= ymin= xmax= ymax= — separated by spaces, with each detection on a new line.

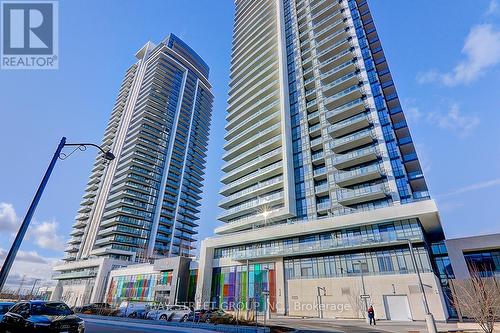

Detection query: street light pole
xmin=0 ymin=138 xmax=66 ymax=292
xmin=316 ymin=286 xmax=326 ymax=319
xmin=0 ymin=137 xmax=114 ymax=292
xmin=355 ymin=261 xmax=370 ymax=323
xmin=400 ymin=238 xmax=438 ymax=333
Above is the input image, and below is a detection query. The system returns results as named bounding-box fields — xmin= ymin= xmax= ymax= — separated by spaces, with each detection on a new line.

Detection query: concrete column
xmin=274 ymin=258 xmax=286 ymax=315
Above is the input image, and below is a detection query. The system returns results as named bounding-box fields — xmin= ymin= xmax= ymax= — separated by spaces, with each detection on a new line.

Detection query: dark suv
xmin=0 ymin=301 xmax=85 ymax=332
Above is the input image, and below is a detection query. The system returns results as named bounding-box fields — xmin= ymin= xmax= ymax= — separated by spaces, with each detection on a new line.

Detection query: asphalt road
xmin=83 ymin=317 xmax=213 ymax=333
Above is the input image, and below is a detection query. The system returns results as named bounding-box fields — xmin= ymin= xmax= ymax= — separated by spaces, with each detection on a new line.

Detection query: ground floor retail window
xmin=211 ymin=263 xmax=276 ymax=312
xmin=283 ymin=245 xmax=432 ymax=280
xmin=106 ymin=273 xmax=159 ymax=304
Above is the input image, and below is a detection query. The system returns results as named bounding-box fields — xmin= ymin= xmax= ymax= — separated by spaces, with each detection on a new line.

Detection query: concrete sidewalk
xmin=268 ymin=317 xmax=460 ymax=333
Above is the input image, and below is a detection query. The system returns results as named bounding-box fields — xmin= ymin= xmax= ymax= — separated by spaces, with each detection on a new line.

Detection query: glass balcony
xmin=332 ymin=146 xmax=380 ymax=169
xmin=75 ymin=213 xmax=90 ymax=220
xmin=311 ymin=150 xmax=324 ymax=161
xmin=308 ymin=123 xmax=322 ymax=135
xmin=65 ymin=246 xmax=79 ymax=253
xmin=307 ymin=110 xmax=320 ymax=121
xmin=337 ymin=184 xmax=390 ymax=206
xmin=331 ymin=129 xmax=375 ymax=153
xmin=319 ymin=48 xmax=352 ymax=72
xmin=413 ymin=191 xmax=430 ymax=200
xmin=315 ymin=27 xmax=347 ymax=52
xmin=68 ymin=236 xmax=82 ymax=244
xmin=53 ymin=270 xmax=98 ymax=280
xmin=306 ymin=98 xmax=318 ymax=110
xmin=218 ymin=191 xmax=284 ymax=221
xmin=313 ymin=166 xmax=327 ymax=179
xmin=221 ymin=148 xmax=282 ymax=184
xmin=70 ymin=228 xmax=84 ymax=236
xmin=314 ymin=183 xmax=330 ymax=194
xmin=329 ymin=112 xmax=372 ymax=138
xmin=229 ymin=230 xmax=422 ymax=261
xmin=223 ymin=123 xmax=281 ymax=160
xmin=316 ymin=201 xmax=331 ymax=211
xmin=314 ymin=17 xmax=344 ymax=40
xmin=219 ymin=175 xmax=283 ymax=208
xmin=310 ymin=137 xmax=323 ymax=148
xmin=317 ymin=38 xmax=350 ymax=58
xmin=334 ymin=164 xmax=384 ymax=187
xmin=222 ymin=135 xmax=281 ymax=172
xmin=326 ymin=98 xmax=367 ymax=123
xmin=323 ymin=85 xmax=364 ymax=110
xmin=313 ymin=8 xmax=342 ymax=30
xmin=225 ymin=112 xmax=279 ymax=149
xmin=322 ymin=71 xmax=360 ymax=95
xmin=226 ymin=99 xmax=280 ymax=135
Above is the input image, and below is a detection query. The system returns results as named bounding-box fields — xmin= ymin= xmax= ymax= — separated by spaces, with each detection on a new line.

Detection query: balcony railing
xmin=333 ymin=146 xmax=379 ymax=168
xmin=330 ymin=128 xmax=374 ymax=152
xmin=316 ymin=201 xmax=331 ymax=211
xmin=218 ymin=191 xmax=284 ymax=220
xmin=229 ymin=231 xmax=422 ymax=260
xmin=337 ymin=183 xmax=389 ymax=205
xmin=334 ymin=164 xmax=383 ymax=186
xmin=219 ymin=176 xmax=283 ymax=206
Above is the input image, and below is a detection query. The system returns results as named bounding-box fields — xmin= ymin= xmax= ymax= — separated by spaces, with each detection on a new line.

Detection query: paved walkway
xmin=268 ymin=317 xmax=460 ymax=333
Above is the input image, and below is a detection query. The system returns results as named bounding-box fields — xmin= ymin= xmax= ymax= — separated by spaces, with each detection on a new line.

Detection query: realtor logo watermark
xmin=1 ymin=1 xmax=58 ymax=69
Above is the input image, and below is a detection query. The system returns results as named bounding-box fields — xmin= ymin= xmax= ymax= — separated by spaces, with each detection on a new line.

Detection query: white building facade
xmin=196 ymin=0 xmax=449 ymax=321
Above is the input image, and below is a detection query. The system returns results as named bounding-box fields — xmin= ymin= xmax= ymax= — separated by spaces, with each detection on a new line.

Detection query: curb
xmin=79 ymin=314 xmax=272 ymax=333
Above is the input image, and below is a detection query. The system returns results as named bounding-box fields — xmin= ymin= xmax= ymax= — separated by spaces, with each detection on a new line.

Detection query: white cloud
xmin=418 ymin=24 xmax=500 ymax=86
xmin=28 ymin=220 xmax=67 ymax=252
xmin=438 ymin=178 xmax=500 ymax=198
xmin=486 ymin=0 xmax=499 ymax=15
xmin=0 ymin=249 xmax=60 ymax=292
xmin=0 ymin=248 xmax=48 ymax=264
xmin=402 ymin=100 xmax=480 ymax=138
xmin=0 ymin=252 xmax=61 ymax=292
xmin=0 ymin=202 xmax=67 ymax=252
xmin=0 ymin=202 xmax=20 ymax=233
xmin=426 ymin=103 xmax=480 ymax=137
xmin=404 ymin=106 xmax=423 ymax=124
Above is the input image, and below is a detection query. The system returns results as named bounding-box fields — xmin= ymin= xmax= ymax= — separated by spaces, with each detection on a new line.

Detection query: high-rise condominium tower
xmin=53 ymin=35 xmax=213 ymax=306
xmin=196 ymin=0 xmax=449 ymax=320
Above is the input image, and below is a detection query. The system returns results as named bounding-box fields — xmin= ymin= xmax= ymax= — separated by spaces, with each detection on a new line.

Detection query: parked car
xmin=146 ymin=304 xmax=190 ymax=321
xmin=0 ymin=302 xmax=15 ymax=322
xmin=117 ymin=301 xmax=150 ymax=318
xmin=168 ymin=305 xmax=192 ymax=322
xmin=0 ymin=300 xmax=85 ymax=332
xmin=184 ymin=309 xmax=207 ymax=322
xmin=126 ymin=306 xmax=150 ymax=319
xmin=202 ymin=308 xmax=234 ymax=324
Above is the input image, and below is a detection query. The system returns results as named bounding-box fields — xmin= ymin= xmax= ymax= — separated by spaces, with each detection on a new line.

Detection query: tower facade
xmin=66 ymin=34 xmax=213 ymax=261
xmin=53 ymin=35 xmax=213 ymax=306
xmin=196 ymin=0 xmax=448 ymax=320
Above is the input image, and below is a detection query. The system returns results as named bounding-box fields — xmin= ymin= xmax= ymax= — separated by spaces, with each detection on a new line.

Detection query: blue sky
xmin=1 ymin=0 xmax=500 ymax=288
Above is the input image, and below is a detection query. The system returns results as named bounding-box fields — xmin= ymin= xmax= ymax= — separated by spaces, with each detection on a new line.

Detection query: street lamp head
xmin=103 ymin=151 xmax=115 ymax=161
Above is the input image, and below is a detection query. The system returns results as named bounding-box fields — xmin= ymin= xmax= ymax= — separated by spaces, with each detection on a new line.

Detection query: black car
xmin=0 ymin=301 xmax=84 ymax=333
xmin=0 ymin=303 xmax=15 ymax=323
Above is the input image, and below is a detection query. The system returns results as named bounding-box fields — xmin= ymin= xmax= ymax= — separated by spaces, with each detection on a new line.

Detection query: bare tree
xmin=345 ymin=286 xmax=366 ymax=319
xmin=450 ymin=265 xmax=500 ymax=333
